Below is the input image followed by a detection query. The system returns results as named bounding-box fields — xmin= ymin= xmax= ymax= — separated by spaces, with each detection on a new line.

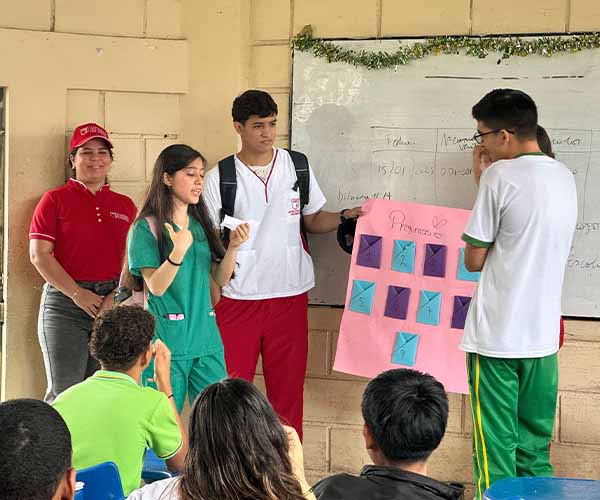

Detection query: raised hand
xmin=283 ymin=425 xmax=305 ymax=480
xmin=164 ymin=219 xmax=193 ymax=260
xmin=229 ymin=223 xmax=250 ymax=249
xmin=342 ymin=207 xmax=364 ymax=220
xmin=153 ymin=340 xmax=173 ymax=394
xmin=472 ymin=145 xmax=492 ymax=185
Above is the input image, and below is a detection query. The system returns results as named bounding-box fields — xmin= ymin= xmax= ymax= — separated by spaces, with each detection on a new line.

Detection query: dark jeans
xmin=37 ymin=279 xmax=117 ymax=402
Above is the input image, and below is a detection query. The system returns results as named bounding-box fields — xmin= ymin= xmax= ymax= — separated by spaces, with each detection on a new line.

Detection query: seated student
xmin=0 ymin=398 xmax=75 ymax=500
xmin=53 ymin=305 xmax=187 ymax=495
xmin=127 ymin=378 xmax=315 ymax=500
xmin=313 ymin=369 xmax=464 ymax=500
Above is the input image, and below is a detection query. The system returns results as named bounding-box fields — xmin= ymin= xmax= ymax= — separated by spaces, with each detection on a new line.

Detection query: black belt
xmin=76 ymin=279 xmax=119 ymax=296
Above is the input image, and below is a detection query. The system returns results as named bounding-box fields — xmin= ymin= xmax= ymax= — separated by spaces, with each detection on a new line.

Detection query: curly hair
xmin=90 ymin=306 xmax=155 ymax=371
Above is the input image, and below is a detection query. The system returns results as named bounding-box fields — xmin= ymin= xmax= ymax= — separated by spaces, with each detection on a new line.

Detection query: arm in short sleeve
xmin=462 ymin=175 xmax=500 ymax=248
xmin=29 ymin=192 xmax=58 ymax=243
xmin=302 ymin=164 xmax=327 ymax=216
xmin=127 ymin=199 xmax=138 ymax=227
xmin=146 ymin=394 xmax=183 ymax=459
xmin=202 ymin=167 xmax=223 ymax=227
xmin=128 ymin=220 xmax=161 ymax=276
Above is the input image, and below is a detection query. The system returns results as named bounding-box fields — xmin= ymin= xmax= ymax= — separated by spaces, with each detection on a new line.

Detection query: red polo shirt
xmin=29 ymin=179 xmax=137 ymax=281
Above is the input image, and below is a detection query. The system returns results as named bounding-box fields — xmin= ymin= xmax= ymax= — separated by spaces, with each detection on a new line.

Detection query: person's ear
xmin=56 ymin=467 xmax=76 ymax=500
xmin=363 ymin=422 xmax=377 ymax=451
xmin=500 ymin=129 xmax=512 ymax=144
xmin=163 ymin=172 xmax=172 ymax=187
xmin=141 ymin=342 xmax=153 ymax=370
xmin=233 ymin=121 xmax=244 ymax=135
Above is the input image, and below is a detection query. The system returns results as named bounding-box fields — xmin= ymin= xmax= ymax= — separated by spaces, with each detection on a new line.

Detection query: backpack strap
xmin=218 ymin=155 xmax=237 ymax=244
xmin=287 ymin=149 xmax=310 ymax=248
xmin=287 ymin=149 xmax=310 ymax=210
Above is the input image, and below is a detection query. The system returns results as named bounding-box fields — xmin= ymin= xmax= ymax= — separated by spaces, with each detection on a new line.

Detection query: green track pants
xmin=466 ymin=352 xmax=558 ymax=499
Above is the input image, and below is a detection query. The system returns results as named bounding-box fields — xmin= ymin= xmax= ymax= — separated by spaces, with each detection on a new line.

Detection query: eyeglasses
xmin=472 ymin=129 xmax=515 ymax=145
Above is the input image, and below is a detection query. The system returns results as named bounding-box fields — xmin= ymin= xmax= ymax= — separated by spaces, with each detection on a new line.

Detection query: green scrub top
xmin=128 ymin=217 xmax=223 ymax=360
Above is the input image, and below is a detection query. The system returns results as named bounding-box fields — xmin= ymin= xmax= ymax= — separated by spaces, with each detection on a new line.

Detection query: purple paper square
xmin=384 ymin=286 xmax=410 ymax=320
xmin=356 ymin=234 xmax=382 ymax=269
xmin=451 ymin=296 xmax=471 ymax=329
xmin=423 ymin=244 xmax=447 ymax=278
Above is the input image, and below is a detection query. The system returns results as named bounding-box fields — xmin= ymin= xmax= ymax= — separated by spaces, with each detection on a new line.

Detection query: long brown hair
xmin=179 ymin=379 xmax=306 ymax=500
xmin=123 ymin=144 xmax=225 ymax=290
xmin=140 ymin=144 xmax=225 ymax=261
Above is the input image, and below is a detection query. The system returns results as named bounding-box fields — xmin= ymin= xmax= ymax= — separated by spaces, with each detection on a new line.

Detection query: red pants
xmin=559 ymin=316 xmax=565 ymax=348
xmin=215 ymin=292 xmax=308 ymax=440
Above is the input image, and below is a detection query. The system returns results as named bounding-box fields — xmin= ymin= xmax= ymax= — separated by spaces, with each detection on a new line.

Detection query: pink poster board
xmin=333 ymin=198 xmax=478 ymax=394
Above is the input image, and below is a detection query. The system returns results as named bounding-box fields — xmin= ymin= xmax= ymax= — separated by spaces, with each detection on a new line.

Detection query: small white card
xmin=220 ymin=215 xmax=248 ymax=230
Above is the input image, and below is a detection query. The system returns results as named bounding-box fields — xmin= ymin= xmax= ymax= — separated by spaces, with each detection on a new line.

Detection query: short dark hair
xmin=232 ymin=89 xmax=278 ymax=124
xmin=361 ymin=368 xmax=448 ymax=463
xmin=0 ymin=399 xmax=72 ymax=500
xmin=90 ymin=306 xmax=155 ymax=371
xmin=536 ymin=125 xmax=555 ymax=158
xmin=472 ymin=89 xmax=538 ymax=140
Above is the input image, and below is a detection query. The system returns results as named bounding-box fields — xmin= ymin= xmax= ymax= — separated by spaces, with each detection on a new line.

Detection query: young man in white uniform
xmin=461 ymin=89 xmax=577 ymax=499
xmin=203 ymin=90 xmax=361 ymax=439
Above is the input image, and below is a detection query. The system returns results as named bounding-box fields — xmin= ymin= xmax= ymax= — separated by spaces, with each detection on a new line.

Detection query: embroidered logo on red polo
xmin=110 ymin=211 xmax=130 ymax=223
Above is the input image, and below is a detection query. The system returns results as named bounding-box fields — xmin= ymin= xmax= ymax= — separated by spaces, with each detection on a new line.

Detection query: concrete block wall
xmin=244 ymin=0 xmax=600 ymax=492
xmin=0 ymin=1 xmax=186 ymax=399
xmin=66 ymin=90 xmax=180 ymax=204
xmin=0 ymin=0 xmax=182 ymax=38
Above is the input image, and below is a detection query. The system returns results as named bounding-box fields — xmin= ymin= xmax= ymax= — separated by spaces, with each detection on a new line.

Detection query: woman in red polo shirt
xmin=29 ymin=123 xmax=137 ymax=403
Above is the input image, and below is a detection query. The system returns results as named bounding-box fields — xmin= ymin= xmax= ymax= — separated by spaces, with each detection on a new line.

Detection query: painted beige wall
xmin=3 ymin=0 xmax=600 ymax=495
xmin=0 ymin=0 xmax=187 ymax=398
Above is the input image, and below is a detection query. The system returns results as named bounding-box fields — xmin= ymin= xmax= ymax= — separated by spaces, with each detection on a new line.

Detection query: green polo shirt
xmin=127 ymin=217 xmax=223 ymax=360
xmin=53 ymin=370 xmax=182 ymax=495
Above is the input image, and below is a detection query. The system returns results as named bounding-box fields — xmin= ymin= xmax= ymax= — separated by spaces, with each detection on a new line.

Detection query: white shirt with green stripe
xmin=460 ymin=153 xmax=577 ymax=358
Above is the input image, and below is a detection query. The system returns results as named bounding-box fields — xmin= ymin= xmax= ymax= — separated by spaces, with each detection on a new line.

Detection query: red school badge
xmin=289 ymin=197 xmax=301 ymax=215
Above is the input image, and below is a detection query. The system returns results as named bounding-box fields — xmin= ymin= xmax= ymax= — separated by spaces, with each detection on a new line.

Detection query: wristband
xmin=167 ymin=394 xmax=174 ymax=400
xmin=167 ymin=256 xmax=182 ymax=266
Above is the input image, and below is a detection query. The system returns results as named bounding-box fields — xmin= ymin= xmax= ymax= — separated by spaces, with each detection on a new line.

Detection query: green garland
xmin=291 ymin=25 xmax=600 ymax=70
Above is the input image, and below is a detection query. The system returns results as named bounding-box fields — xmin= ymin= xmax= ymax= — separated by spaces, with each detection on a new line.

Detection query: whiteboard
xmin=291 ymin=39 xmax=600 ymax=317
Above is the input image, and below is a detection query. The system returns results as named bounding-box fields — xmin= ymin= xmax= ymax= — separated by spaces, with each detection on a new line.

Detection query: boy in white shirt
xmin=203 ymin=90 xmax=361 ymax=439
xmin=462 ymin=89 xmax=577 ymax=499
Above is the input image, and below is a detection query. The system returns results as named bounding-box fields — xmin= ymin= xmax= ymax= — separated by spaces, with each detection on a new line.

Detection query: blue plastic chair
xmin=484 ymin=477 xmax=600 ymax=499
xmin=141 ymin=448 xmax=174 ymax=483
xmin=76 ymin=461 xmax=125 ymax=500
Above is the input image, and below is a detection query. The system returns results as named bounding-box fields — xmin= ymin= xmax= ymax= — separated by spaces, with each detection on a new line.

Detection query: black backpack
xmin=218 ymin=149 xmax=310 ymax=244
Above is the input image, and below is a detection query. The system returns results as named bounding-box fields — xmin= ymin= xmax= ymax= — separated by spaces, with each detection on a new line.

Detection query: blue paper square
xmin=416 ymin=290 xmax=442 ymax=326
xmin=392 ymin=240 xmax=416 ymax=273
xmin=391 ymin=332 xmax=419 ymax=367
xmin=349 ymin=279 xmax=376 ymax=315
xmin=457 ymin=248 xmax=480 ymax=282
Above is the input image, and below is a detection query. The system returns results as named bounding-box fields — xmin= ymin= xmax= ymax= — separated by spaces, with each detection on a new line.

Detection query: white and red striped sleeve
xmin=29 ymin=191 xmax=58 ymax=243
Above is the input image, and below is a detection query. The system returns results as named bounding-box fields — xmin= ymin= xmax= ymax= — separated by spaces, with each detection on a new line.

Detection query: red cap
xmin=69 ymin=122 xmax=113 ymax=151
